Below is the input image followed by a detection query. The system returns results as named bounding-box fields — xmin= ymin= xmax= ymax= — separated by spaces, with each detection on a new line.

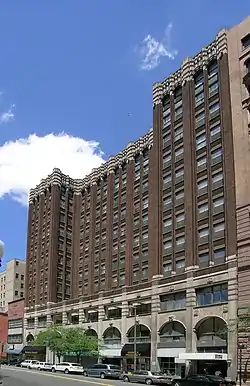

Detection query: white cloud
xmin=0 ymin=104 xmax=15 ymax=124
xmin=0 ymin=132 xmax=105 ymax=206
xmin=138 ymin=22 xmax=178 ymax=71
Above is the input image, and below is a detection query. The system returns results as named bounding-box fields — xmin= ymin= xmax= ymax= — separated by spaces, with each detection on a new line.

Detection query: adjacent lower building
xmin=23 ymin=16 xmax=250 ymax=381
xmin=0 ymin=259 xmax=26 ymax=312
xmin=6 ymin=298 xmax=25 ymax=357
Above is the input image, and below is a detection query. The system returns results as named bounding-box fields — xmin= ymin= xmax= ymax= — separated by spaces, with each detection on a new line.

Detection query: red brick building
xmin=0 ymin=312 xmax=8 ymax=358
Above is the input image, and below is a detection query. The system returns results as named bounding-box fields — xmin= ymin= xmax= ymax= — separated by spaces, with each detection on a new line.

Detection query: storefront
xmin=5 ymin=347 xmax=23 ymax=358
xmin=157 ymin=348 xmax=186 ymax=377
xmin=121 ymin=343 xmax=151 ymax=371
xmin=22 ymin=345 xmax=46 ymax=361
xmin=178 ymin=352 xmax=228 ymax=378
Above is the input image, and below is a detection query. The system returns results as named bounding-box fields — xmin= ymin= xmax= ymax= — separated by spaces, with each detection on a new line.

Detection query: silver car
xmin=123 ymin=370 xmax=172 ymax=385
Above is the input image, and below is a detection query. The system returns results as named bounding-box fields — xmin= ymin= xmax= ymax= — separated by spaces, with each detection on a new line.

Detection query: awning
xmin=121 ymin=343 xmax=151 ymax=358
xmin=22 ymin=346 xmax=46 ymax=354
xmin=5 ymin=348 xmax=23 ymax=355
xmin=178 ymin=352 xmax=228 ymax=361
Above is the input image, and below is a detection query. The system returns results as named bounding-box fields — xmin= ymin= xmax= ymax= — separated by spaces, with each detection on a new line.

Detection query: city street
xmin=0 ymin=367 xmax=123 ymax=386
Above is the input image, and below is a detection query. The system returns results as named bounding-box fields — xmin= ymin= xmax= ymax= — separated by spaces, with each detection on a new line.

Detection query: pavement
xmin=0 ymin=366 xmax=123 ymax=386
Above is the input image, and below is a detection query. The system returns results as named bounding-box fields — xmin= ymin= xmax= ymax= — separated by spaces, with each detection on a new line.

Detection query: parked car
xmin=172 ymin=375 xmax=236 ymax=386
xmin=28 ymin=361 xmax=40 ymax=370
xmin=123 ymin=370 xmax=176 ymax=385
xmin=83 ymin=364 xmax=122 ymax=379
xmin=37 ymin=362 xmax=54 ymax=371
xmin=51 ymin=362 xmax=83 ymax=374
xmin=21 ymin=360 xmax=38 ymax=368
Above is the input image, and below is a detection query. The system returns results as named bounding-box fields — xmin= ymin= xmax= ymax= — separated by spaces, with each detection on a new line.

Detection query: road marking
xmin=3 ymin=367 xmax=114 ymax=385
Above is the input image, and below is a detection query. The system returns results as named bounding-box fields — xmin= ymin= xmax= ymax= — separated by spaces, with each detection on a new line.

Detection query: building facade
xmin=0 ymin=259 xmax=26 ymax=312
xmin=6 ymin=298 xmax=25 ymax=356
xmin=23 ymin=16 xmax=250 ymax=381
xmin=0 ymin=312 xmax=8 ymax=358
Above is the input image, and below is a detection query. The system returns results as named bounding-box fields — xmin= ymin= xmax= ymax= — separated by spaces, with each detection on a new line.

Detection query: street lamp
xmin=130 ymin=302 xmax=143 ymax=372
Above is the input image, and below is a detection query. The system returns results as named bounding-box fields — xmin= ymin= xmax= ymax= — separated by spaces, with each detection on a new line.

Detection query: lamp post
xmin=130 ymin=302 xmax=143 ymax=372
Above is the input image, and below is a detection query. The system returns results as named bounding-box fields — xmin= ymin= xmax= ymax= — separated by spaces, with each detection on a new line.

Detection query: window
xmin=209 ymin=102 xmax=220 ymax=118
xmin=196 ymin=134 xmax=206 ymax=150
xmin=195 ymin=111 xmax=205 ymax=127
xmin=176 ymin=213 xmax=185 ymax=224
xmin=15 ymin=291 xmax=18 ymax=296
xmin=197 ymin=156 xmax=207 ymax=168
xmin=20 ymin=292 xmax=24 ymax=298
xmin=163 ymin=133 xmax=171 ymax=145
xmin=208 ymin=61 xmax=218 ymax=78
xmin=163 ymin=262 xmax=172 ymax=275
xmin=163 ymin=218 xmax=172 ymax=229
xmin=175 ymin=190 xmax=184 ymax=201
xmin=175 ymin=126 xmax=183 ymax=141
xmin=176 ymin=259 xmax=185 ymax=270
xmin=214 ymin=222 xmax=225 ymax=233
xmin=142 ymin=198 xmax=148 ymax=209
xmin=8 ymin=319 xmax=23 ymax=329
xmin=199 ymin=227 xmax=209 ymax=238
xmin=213 ymin=197 xmax=224 ymax=209
xmin=164 ymin=196 xmax=172 ymax=208
xmin=142 ymin=267 xmax=148 ymax=280
xmin=211 ymin=148 xmax=222 ymax=164
xmin=133 ymin=270 xmax=139 ymax=283
xmin=195 ymin=91 xmax=205 ymax=105
xmin=212 ymin=172 xmax=223 ymax=185
xmin=163 ymin=174 xmax=172 ymax=185
xmin=142 ymin=232 xmax=148 ymax=242
xmin=176 ymin=236 xmax=185 ymax=246
xmin=160 ymin=292 xmax=186 ymax=311
xmin=163 ymin=153 xmax=171 ymax=167
xmin=198 ymin=203 xmax=208 ymax=213
xmin=175 ymin=147 xmax=184 ymax=160
xmin=175 ymin=168 xmax=184 ymax=179
xmin=209 ymin=82 xmax=219 ymax=97
xmin=242 ymin=34 xmax=250 ymax=49
xmin=164 ymin=240 xmax=172 ymax=252
xmin=15 ymin=261 xmax=19 ymax=266
xmin=15 ymin=273 xmax=19 ymax=279
xmin=198 ymin=252 xmax=209 ymax=266
xmin=210 ymin=123 xmax=221 ymax=139
xmin=214 ymin=247 xmax=226 ymax=261
xmin=196 ymin=283 xmax=228 ymax=306
xmin=197 ymin=178 xmax=208 ymax=190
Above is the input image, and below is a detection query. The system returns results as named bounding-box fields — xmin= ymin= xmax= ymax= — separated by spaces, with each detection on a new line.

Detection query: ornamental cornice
xmin=29 ymin=129 xmax=153 ymax=202
xmin=152 ymin=29 xmax=228 ymax=105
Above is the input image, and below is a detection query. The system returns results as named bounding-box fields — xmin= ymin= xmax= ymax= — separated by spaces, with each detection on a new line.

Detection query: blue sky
xmin=0 ymin=0 xmax=249 ymax=269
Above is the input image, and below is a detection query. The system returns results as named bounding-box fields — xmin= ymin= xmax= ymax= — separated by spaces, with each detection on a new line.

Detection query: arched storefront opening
xmin=121 ymin=324 xmax=151 ymax=371
xmin=194 ymin=316 xmax=228 ymax=377
xmin=103 ymin=327 xmax=121 ymax=345
xmin=85 ymin=328 xmax=98 ymax=338
xmin=158 ymin=321 xmax=186 ymax=377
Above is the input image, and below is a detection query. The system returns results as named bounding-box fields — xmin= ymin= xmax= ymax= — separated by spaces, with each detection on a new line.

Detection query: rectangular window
xmin=176 ymin=213 xmax=185 ymax=223
xmin=142 ymin=198 xmax=148 ymax=209
xmin=176 ymin=236 xmax=185 ymax=245
xmin=163 ymin=133 xmax=171 ymax=145
xmin=164 ymin=240 xmax=172 ymax=251
xmin=160 ymin=291 xmax=186 ymax=311
xmin=163 ymin=196 xmax=172 ymax=208
xmin=195 ymin=91 xmax=205 ymax=105
xmin=212 ymin=172 xmax=223 ymax=184
xmin=197 ymin=156 xmax=207 ymax=168
xmin=214 ymin=247 xmax=226 ymax=261
xmin=175 ymin=169 xmax=184 ymax=179
xmin=199 ymin=227 xmax=209 ymax=238
xmin=196 ymin=283 xmax=228 ymax=306
xmin=175 ymin=147 xmax=184 ymax=159
xmin=163 ymin=262 xmax=172 ymax=275
xmin=198 ymin=252 xmax=209 ymax=266
xmin=175 ymin=126 xmax=183 ymax=141
xmin=176 ymin=259 xmax=185 ymax=270
xmin=163 ymin=218 xmax=172 ymax=229
xmin=163 ymin=174 xmax=172 ymax=185
xmin=198 ymin=179 xmax=208 ymax=190
xmin=213 ymin=197 xmax=224 ymax=209
xmin=209 ymin=102 xmax=220 ymax=119
xmin=163 ymin=153 xmax=171 ymax=167
xmin=210 ymin=123 xmax=221 ymax=139
xmin=195 ymin=111 xmax=205 ymax=127
xmin=175 ymin=190 xmax=184 ymax=200
xmin=142 ymin=267 xmax=148 ymax=280
xmin=214 ymin=222 xmax=225 ymax=233
xmin=198 ymin=203 xmax=208 ymax=213
xmin=196 ymin=134 xmax=206 ymax=150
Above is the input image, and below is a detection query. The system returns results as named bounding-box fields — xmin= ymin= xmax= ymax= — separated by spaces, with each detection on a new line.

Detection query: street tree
xmin=34 ymin=325 xmax=68 ymax=361
xmin=64 ymin=327 xmax=100 ymax=362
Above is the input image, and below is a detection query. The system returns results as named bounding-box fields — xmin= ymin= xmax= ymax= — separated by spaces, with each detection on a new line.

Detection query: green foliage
xmin=34 ymin=325 xmax=99 ymax=360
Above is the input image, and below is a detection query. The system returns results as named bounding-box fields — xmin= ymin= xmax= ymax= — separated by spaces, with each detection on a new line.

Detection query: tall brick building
xmin=24 ymin=16 xmax=250 ymax=381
